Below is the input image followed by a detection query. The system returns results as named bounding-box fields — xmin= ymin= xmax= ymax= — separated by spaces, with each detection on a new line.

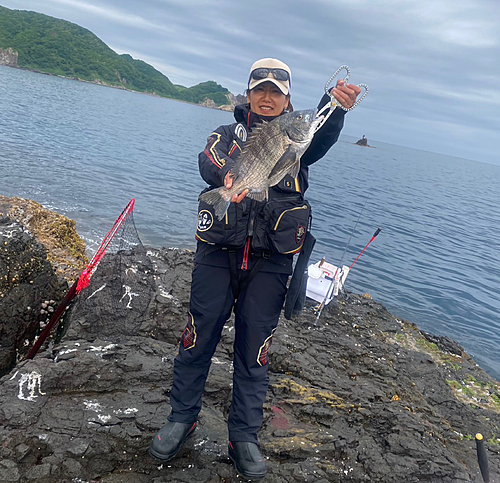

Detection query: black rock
xmin=0 ymin=217 xmax=65 ymax=376
xmin=1 ymin=222 xmax=499 ymax=482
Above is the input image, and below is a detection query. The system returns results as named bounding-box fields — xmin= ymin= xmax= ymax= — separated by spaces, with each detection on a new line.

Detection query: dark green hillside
xmin=0 ymin=5 xmax=231 ymax=106
xmin=176 ymin=81 xmax=232 ymax=105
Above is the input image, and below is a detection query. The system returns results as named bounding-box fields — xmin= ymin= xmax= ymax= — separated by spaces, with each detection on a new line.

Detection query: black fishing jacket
xmin=195 ymin=93 xmax=346 ymax=273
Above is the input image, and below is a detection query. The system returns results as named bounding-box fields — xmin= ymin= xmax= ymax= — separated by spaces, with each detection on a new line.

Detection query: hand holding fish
xmin=224 ymin=171 xmax=249 ymax=203
xmin=331 ymin=79 xmax=361 ymax=109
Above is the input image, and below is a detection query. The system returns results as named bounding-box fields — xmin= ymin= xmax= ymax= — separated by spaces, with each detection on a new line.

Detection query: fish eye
xmin=297 ymin=114 xmax=303 ymax=120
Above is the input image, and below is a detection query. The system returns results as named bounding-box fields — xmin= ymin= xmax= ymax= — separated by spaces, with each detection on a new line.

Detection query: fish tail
xmin=198 ymin=188 xmax=232 ymax=220
xmin=213 ymin=198 xmax=231 ymax=221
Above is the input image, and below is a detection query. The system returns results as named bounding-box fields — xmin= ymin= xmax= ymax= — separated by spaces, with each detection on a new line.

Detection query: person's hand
xmin=332 ymin=79 xmax=361 ymax=109
xmin=224 ymin=172 xmax=248 ymax=203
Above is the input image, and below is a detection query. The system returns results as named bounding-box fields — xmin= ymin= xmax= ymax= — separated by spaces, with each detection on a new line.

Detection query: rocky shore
xmin=1 ymin=197 xmax=499 ymax=482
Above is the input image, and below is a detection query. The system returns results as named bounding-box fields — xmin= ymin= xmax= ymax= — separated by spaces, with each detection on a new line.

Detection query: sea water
xmin=1 ymin=65 xmax=499 ymax=379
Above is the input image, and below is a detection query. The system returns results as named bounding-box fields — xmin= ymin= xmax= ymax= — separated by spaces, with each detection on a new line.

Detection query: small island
xmin=355 ymin=134 xmax=374 ymax=148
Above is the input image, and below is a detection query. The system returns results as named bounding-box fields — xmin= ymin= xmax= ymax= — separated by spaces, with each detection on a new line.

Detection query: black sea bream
xmin=199 ymin=109 xmax=320 ymax=220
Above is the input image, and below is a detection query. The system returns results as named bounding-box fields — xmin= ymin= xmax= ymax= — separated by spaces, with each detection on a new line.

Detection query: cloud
xmin=407 ymin=1 xmax=498 ymax=48
xmin=2 ymin=0 xmax=499 ymax=165
xmin=45 ymin=0 xmax=173 ymax=32
xmin=437 ymin=21 xmax=497 ymax=48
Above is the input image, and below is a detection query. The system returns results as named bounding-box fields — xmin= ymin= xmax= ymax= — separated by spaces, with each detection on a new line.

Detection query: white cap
xmin=248 ymin=58 xmax=291 ymax=95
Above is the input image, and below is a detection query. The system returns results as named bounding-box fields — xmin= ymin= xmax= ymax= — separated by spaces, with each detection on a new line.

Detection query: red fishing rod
xmin=349 ymin=227 xmax=381 ymax=270
xmin=314 ymin=227 xmax=381 ymax=326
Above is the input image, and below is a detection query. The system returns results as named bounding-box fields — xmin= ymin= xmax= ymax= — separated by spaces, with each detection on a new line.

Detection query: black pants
xmin=168 ymin=262 xmax=288 ymax=443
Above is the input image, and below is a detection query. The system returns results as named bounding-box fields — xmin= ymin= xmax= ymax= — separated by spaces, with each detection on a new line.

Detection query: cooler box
xmin=306 ymin=260 xmax=350 ymax=305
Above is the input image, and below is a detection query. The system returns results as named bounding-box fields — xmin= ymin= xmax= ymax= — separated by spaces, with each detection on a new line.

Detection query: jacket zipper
xmin=274 ymin=205 xmax=308 ymax=231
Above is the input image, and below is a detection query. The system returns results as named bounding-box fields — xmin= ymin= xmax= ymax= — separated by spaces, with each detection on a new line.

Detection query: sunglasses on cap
xmin=250 ymin=68 xmax=290 ymax=83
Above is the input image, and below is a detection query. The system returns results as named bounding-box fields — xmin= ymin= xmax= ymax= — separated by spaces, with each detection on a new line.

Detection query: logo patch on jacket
xmin=181 ymin=313 xmax=197 ymax=350
xmin=257 ymin=328 xmax=276 ymax=366
xmin=296 ymin=225 xmax=306 ymax=245
xmin=234 ymin=123 xmax=247 ymax=142
xmin=197 ymin=210 xmax=214 ymax=232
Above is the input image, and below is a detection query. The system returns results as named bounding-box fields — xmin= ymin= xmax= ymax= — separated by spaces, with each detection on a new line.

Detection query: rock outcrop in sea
xmin=355 ymin=136 xmax=372 ymax=147
xmin=0 ymin=196 xmax=87 ymax=378
xmin=1 ymin=197 xmax=499 ymax=482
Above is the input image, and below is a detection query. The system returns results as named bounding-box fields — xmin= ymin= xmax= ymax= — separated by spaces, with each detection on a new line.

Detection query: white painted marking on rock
xmin=87 ymin=284 xmax=107 ymax=300
xmin=120 ymin=285 xmax=139 ymax=308
xmin=125 ymin=266 xmax=138 ymax=275
xmin=17 ymin=371 xmax=46 ymax=401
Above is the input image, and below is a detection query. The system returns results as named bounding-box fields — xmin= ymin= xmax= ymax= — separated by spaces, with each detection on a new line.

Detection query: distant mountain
xmin=0 ymin=5 xmax=233 ymax=107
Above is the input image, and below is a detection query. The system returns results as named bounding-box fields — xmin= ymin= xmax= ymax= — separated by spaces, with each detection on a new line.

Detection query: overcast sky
xmin=2 ymin=0 xmax=499 ymax=165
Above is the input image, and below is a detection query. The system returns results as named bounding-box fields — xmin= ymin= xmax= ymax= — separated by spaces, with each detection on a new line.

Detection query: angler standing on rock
xmin=150 ymin=57 xmax=361 ymax=479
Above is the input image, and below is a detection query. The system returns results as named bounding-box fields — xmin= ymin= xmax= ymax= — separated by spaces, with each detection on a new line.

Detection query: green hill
xmin=0 ymin=5 xmax=232 ymax=106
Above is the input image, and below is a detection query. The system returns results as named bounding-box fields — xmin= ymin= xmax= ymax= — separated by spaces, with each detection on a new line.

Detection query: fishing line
xmin=336 ymin=191 xmax=370 ymax=270
xmin=313 ymin=189 xmax=375 ymax=326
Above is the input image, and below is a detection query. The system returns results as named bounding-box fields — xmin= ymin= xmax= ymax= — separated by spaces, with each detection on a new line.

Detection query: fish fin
xmin=241 ymin=121 xmax=268 ymax=155
xmin=198 ymin=188 xmax=231 ymax=220
xmin=198 ymin=187 xmax=223 ymax=204
xmin=268 ymin=146 xmax=300 ymax=186
xmin=288 ymin=159 xmax=301 ymax=178
xmin=247 ymin=190 xmax=268 ymax=202
xmin=213 ymin=198 xmax=232 ymax=221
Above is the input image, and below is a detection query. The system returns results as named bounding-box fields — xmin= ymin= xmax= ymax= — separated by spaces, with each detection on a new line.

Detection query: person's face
xmin=247 ymin=82 xmax=289 ymax=117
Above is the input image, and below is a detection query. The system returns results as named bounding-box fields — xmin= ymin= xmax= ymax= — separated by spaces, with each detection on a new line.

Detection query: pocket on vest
xmin=195 ymin=192 xmax=248 ymax=248
xmin=253 ymin=197 xmax=311 ymax=254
